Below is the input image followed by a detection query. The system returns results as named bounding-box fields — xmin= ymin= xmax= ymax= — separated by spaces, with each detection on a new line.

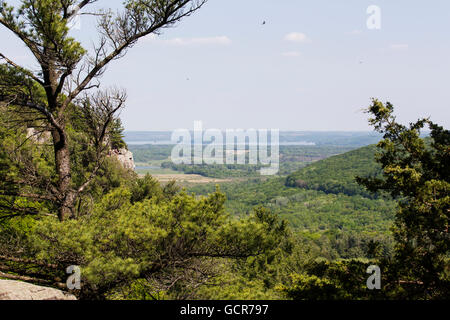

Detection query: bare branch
xmin=64 ymin=0 xmax=207 ymax=107
xmin=0 ymin=53 xmax=44 ymax=85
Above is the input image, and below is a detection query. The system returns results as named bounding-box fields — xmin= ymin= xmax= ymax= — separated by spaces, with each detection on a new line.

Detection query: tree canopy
xmin=357 ymin=99 xmax=449 ymax=298
xmin=0 ymin=0 xmax=207 ymax=220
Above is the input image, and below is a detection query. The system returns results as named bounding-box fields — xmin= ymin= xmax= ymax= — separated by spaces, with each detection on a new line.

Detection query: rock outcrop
xmin=0 ymin=280 xmax=76 ymax=300
xmin=26 ymin=128 xmax=136 ymax=171
xmin=110 ymin=147 xmax=136 ymax=170
xmin=26 ymin=127 xmax=51 ymax=144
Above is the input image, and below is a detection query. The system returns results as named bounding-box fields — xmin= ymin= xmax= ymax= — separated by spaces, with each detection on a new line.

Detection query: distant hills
xmin=124 ymin=131 xmax=383 ymax=147
xmin=286 ymin=145 xmax=382 ymax=198
xmin=187 ymin=143 xmax=395 ymax=237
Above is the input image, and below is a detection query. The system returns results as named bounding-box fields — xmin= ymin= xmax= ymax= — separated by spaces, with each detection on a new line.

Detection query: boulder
xmin=0 ymin=280 xmax=76 ymax=300
xmin=110 ymin=148 xmax=136 ymax=170
xmin=26 ymin=128 xmax=51 ymax=144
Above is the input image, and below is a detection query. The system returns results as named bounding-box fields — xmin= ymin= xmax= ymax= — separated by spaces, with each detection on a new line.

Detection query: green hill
xmin=285 ymin=145 xmax=382 ymax=198
xmin=187 ymin=144 xmax=397 ymax=259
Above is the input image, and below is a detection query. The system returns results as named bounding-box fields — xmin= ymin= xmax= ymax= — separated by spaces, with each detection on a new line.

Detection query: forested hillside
xmin=286 ymin=145 xmax=383 ymax=198
xmin=187 ymin=146 xmax=398 ymax=260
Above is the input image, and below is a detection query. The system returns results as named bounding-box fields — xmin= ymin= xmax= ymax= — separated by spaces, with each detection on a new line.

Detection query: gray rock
xmin=26 ymin=128 xmax=51 ymax=144
xmin=110 ymin=148 xmax=136 ymax=170
xmin=0 ymin=280 xmax=76 ymax=300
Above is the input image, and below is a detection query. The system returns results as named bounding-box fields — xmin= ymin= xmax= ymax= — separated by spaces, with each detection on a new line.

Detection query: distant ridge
xmin=124 ymin=131 xmax=383 ymax=147
xmin=286 ymin=144 xmax=383 ymax=198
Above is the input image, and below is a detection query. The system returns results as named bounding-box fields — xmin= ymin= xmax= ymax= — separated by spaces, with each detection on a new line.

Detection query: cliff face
xmin=0 ymin=280 xmax=76 ymax=300
xmin=109 ymin=147 xmax=136 ymax=170
xmin=26 ymin=128 xmax=51 ymax=144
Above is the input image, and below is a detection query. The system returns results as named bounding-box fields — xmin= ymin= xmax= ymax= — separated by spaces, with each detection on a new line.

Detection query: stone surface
xmin=110 ymin=148 xmax=136 ymax=170
xmin=0 ymin=280 xmax=76 ymax=300
xmin=26 ymin=128 xmax=51 ymax=144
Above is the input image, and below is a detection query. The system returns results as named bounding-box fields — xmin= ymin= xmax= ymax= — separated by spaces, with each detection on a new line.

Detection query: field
xmin=127 ymin=133 xmax=375 ymax=180
xmin=142 ymin=173 xmax=234 ymax=184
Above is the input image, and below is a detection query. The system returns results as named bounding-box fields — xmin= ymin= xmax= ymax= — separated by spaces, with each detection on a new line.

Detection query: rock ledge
xmin=0 ymin=280 xmax=76 ymax=300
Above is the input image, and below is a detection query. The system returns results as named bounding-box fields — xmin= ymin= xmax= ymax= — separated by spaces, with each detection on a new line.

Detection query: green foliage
xmin=109 ymin=119 xmax=128 ymax=150
xmin=130 ymin=145 xmax=173 ymax=162
xmin=28 ymin=187 xmax=288 ymax=299
xmin=357 ymin=99 xmax=450 ymax=298
xmin=278 ymin=259 xmax=382 ymax=300
xmin=0 ymin=104 xmax=57 ymax=220
xmin=188 ymin=177 xmax=396 ymax=240
xmin=128 ymin=174 xmax=164 ymax=203
xmin=1 ymin=0 xmax=86 ymax=70
xmin=188 ymin=177 xmax=298 ymax=214
xmin=286 ymin=145 xmax=384 ymax=198
xmin=162 ymin=162 xmax=262 ymax=178
xmin=195 ymin=261 xmax=283 ymax=300
xmin=280 ymin=273 xmax=348 ymax=300
xmin=0 ymin=63 xmax=131 ymax=219
xmin=278 ymin=145 xmax=356 ymax=175
xmin=270 ymin=191 xmax=395 ymax=234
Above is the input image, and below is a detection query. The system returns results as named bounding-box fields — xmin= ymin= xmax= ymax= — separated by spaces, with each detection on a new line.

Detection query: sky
xmin=1 ymin=0 xmax=450 ymax=131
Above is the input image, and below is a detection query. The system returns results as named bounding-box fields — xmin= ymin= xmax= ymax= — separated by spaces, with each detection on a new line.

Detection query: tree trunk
xmin=52 ymin=127 xmax=75 ymax=221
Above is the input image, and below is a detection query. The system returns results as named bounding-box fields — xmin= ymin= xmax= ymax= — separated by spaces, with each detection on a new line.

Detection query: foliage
xmin=286 ymin=145 xmax=384 ymax=198
xmin=0 ymin=0 xmax=207 ymax=220
xmin=357 ymin=99 xmax=450 ymax=298
xmin=109 ymin=119 xmax=128 ymax=150
xmin=188 ymin=177 xmax=396 ymax=238
xmin=27 ymin=187 xmax=288 ymax=300
xmin=278 ymin=259 xmax=385 ymax=300
xmin=0 ymin=68 xmax=132 ymax=220
xmin=130 ymin=144 xmax=173 ymax=162
xmin=162 ymin=162 xmax=262 ymax=178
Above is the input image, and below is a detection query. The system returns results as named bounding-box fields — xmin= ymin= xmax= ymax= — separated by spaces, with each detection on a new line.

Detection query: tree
xmin=357 ymin=99 xmax=450 ymax=298
xmin=10 ymin=188 xmax=287 ymax=300
xmin=0 ymin=0 xmax=207 ymax=221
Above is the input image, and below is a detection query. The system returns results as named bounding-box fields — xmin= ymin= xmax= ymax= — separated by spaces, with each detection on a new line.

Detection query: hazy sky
xmin=2 ymin=0 xmax=450 ymax=131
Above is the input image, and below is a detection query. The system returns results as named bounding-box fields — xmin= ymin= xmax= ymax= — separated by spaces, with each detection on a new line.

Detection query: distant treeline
xmin=161 ymin=162 xmax=262 ymax=178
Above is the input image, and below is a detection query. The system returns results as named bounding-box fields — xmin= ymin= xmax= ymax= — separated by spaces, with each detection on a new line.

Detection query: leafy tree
xmin=286 ymin=145 xmax=384 ymax=199
xmin=357 ymin=99 xmax=450 ymax=298
xmin=0 ymin=0 xmax=207 ymax=220
xmin=278 ymin=259 xmax=387 ymax=300
xmin=24 ymin=188 xmax=288 ymax=299
xmin=109 ymin=118 xmax=127 ymax=150
xmin=0 ymin=67 xmax=136 ymax=221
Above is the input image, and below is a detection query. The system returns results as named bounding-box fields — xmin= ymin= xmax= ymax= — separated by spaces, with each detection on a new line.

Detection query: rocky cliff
xmin=109 ymin=147 xmax=136 ymax=170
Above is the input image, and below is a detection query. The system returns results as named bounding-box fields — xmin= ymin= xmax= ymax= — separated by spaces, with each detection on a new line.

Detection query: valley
xmin=127 ymin=132 xmax=397 ymax=261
